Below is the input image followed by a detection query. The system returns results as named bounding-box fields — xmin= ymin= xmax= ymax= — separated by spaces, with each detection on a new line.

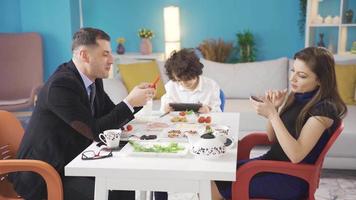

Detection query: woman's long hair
xmin=280 ymin=47 xmax=347 ymax=137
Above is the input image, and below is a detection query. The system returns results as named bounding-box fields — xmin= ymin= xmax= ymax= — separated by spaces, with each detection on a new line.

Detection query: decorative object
xmin=351 ymin=41 xmax=356 ymax=54
xmin=332 ymin=16 xmax=340 ymax=24
xmin=198 ymin=39 xmax=233 ymax=63
xmin=317 ymin=33 xmax=325 ymax=47
xmin=138 ymin=28 xmax=154 ymax=55
xmin=116 ymin=37 xmax=125 ymax=54
xmin=345 ymin=9 xmax=354 ymax=23
xmin=328 ymin=35 xmax=335 ymax=53
xmin=164 ymin=6 xmax=181 ymax=58
xmin=324 ymin=15 xmax=333 ymax=24
xmin=236 ymin=30 xmax=256 ymax=63
xmin=312 ymin=14 xmax=324 ymax=24
xmin=298 ymin=0 xmax=307 ymax=36
xmin=140 ymin=38 xmax=152 ymax=55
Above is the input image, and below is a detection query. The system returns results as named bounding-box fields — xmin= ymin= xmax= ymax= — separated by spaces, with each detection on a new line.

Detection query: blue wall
xmin=19 ymin=0 xmax=80 ymax=79
xmin=0 ymin=0 xmax=21 ymax=32
xmin=1 ymin=0 xmax=305 ymax=79
xmin=83 ymin=0 xmax=304 ymax=61
xmin=0 ymin=0 xmax=80 ymax=79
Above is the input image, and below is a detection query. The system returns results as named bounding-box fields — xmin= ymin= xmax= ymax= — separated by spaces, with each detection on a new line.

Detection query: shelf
xmin=340 ymin=24 xmax=356 ymax=27
xmin=309 ymin=23 xmax=339 ymax=27
xmin=305 ymin=0 xmax=356 ymax=55
xmin=112 ymin=52 xmax=165 ymax=61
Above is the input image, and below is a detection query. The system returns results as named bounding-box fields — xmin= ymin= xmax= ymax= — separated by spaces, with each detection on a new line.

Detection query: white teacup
xmin=99 ymin=129 xmax=122 ymax=149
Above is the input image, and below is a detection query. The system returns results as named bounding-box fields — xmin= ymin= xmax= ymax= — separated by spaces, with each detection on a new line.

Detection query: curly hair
xmin=165 ymin=48 xmax=204 ymax=81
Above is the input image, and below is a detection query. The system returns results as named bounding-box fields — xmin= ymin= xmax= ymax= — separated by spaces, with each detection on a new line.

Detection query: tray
xmin=123 ymin=141 xmax=190 ymax=157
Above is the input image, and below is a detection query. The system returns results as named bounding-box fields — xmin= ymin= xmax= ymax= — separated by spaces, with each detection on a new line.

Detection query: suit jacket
xmin=9 ymin=60 xmax=140 ymax=199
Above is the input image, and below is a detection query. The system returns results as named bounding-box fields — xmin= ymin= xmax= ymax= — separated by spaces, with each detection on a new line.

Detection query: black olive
xmin=201 ymin=133 xmax=215 ymax=139
xmin=224 ymin=138 xmax=232 ymax=146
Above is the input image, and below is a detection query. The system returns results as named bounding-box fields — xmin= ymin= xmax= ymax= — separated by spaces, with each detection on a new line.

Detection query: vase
xmin=116 ymin=43 xmax=125 ymax=55
xmin=317 ymin=33 xmax=325 ymax=47
xmin=140 ymin=38 xmax=152 ymax=55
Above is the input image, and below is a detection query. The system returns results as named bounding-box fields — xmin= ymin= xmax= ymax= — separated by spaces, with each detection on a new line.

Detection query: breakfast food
xmin=198 ymin=116 xmax=212 ymax=124
xmin=126 ymin=124 xmax=133 ymax=131
xmin=147 ymin=122 xmax=169 ymax=130
xmin=171 ymin=116 xmax=188 ymax=123
xmin=184 ymin=130 xmax=198 ymax=135
xmin=168 ymin=130 xmax=183 ymax=138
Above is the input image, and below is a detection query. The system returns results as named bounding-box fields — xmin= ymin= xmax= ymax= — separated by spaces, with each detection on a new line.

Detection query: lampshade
xmin=164 ymin=6 xmax=181 ymax=58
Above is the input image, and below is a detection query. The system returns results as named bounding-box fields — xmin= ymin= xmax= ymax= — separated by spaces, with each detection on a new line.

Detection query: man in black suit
xmin=9 ymin=27 xmax=155 ymax=200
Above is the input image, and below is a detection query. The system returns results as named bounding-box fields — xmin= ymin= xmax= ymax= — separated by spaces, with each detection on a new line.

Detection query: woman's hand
xmin=265 ymin=89 xmax=288 ymax=109
xmin=250 ymin=97 xmax=278 ymax=120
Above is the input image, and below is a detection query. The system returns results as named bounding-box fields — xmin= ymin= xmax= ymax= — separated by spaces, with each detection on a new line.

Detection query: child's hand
xmin=198 ymin=105 xmax=211 ymax=113
xmin=164 ymin=104 xmax=173 ymax=113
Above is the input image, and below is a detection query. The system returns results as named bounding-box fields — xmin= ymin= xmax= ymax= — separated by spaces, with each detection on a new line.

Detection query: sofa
xmin=103 ymin=57 xmax=356 ymax=170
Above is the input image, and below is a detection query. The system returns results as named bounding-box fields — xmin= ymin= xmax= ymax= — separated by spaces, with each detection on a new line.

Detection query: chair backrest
xmin=0 ymin=110 xmax=25 ymax=198
xmin=219 ymin=89 xmax=225 ymax=111
xmin=0 ymin=110 xmax=63 ymax=199
xmin=0 ymin=111 xmax=24 ymax=160
xmin=315 ymin=121 xmax=344 ymax=168
xmin=0 ymin=32 xmax=43 ymax=100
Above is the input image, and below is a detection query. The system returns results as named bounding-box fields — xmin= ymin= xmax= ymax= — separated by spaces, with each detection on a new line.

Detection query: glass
xmin=81 ymin=149 xmax=113 ymax=160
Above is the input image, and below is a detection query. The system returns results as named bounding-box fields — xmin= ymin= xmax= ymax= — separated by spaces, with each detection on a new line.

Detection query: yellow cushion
xmin=335 ymin=64 xmax=356 ymax=105
xmin=118 ymin=61 xmax=165 ymax=99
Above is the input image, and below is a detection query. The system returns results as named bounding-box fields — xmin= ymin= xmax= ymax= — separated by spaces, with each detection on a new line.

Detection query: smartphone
xmin=250 ymin=95 xmax=263 ymax=102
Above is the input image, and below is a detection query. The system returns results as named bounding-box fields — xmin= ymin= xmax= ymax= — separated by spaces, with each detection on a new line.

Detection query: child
xmin=160 ymin=48 xmax=222 ymax=113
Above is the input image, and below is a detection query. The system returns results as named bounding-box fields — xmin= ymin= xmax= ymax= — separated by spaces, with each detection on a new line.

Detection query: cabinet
xmin=109 ymin=52 xmax=165 ymax=78
xmin=305 ymin=0 xmax=356 ymax=57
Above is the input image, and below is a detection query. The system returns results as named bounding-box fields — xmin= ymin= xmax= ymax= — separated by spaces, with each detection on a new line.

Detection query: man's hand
xmin=126 ymin=82 xmax=156 ymax=107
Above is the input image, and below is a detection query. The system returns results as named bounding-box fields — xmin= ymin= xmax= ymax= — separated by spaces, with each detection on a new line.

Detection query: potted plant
xmin=236 ymin=30 xmax=256 ymax=63
xmin=198 ymin=39 xmax=233 ymax=63
xmin=138 ymin=28 xmax=154 ymax=55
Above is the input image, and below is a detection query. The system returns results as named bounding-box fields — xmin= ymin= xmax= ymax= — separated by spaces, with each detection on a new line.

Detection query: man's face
xmin=86 ymin=39 xmax=113 ymax=80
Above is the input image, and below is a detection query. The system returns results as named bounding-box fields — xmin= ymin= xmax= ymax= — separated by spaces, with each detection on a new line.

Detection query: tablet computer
xmin=169 ymin=103 xmax=202 ymax=112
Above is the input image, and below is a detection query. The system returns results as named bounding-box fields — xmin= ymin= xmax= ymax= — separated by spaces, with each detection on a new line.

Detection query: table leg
xmin=139 ymin=191 xmax=147 ymax=200
xmin=95 ymin=177 xmax=108 ymax=200
xmin=198 ymin=180 xmax=212 ymax=200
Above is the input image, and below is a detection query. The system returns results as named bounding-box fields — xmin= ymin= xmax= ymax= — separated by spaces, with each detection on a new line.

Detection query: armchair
xmin=232 ymin=122 xmax=344 ymax=200
xmin=0 ymin=110 xmax=63 ymax=200
xmin=0 ymin=33 xmax=43 ymax=111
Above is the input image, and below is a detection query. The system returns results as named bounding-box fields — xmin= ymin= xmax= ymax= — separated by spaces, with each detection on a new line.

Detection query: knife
xmin=159 ymin=111 xmax=170 ymax=118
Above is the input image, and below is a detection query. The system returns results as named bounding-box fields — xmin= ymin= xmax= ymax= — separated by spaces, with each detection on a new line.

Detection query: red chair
xmin=0 ymin=110 xmax=63 ymax=200
xmin=232 ymin=122 xmax=344 ymax=200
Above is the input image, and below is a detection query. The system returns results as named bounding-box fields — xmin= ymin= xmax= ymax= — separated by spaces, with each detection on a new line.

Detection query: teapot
xmin=188 ymin=130 xmax=230 ymax=160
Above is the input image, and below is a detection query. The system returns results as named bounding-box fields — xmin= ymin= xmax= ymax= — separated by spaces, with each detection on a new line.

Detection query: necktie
xmin=89 ymin=83 xmax=96 ymax=116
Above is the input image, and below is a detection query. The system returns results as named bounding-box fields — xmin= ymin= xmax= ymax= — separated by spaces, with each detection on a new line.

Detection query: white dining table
xmin=65 ymin=112 xmax=240 ymax=200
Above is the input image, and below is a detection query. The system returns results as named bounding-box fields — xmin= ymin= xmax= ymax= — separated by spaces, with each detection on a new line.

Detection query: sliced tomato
xmin=198 ymin=116 xmax=205 ymax=123
xmin=205 ymin=116 xmax=212 ymax=123
xmin=126 ymin=124 xmax=133 ymax=131
xmin=179 ymin=111 xmax=186 ymax=116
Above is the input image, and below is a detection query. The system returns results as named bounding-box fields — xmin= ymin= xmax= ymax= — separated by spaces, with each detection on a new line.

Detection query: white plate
xmin=160 ymin=124 xmax=204 ymax=141
xmin=124 ymin=141 xmax=189 ymax=157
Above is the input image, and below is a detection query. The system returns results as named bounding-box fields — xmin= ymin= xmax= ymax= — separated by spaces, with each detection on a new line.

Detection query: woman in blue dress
xmin=212 ymin=47 xmax=347 ymax=200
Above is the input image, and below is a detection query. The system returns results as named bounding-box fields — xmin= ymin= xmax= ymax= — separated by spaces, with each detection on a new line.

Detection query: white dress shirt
xmin=160 ymin=76 xmax=222 ymax=112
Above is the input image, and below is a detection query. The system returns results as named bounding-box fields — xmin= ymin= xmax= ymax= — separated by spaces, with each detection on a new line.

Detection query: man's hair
xmin=72 ymin=27 xmax=110 ymax=51
xmin=165 ymin=48 xmax=204 ymax=81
